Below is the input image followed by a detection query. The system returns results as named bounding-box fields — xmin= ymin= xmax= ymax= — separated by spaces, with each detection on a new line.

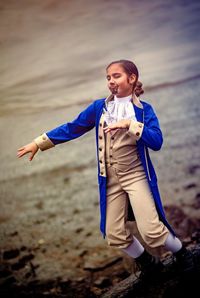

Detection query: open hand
xmin=17 ymin=142 xmax=39 ymax=161
xmin=103 ymin=119 xmax=131 ymax=133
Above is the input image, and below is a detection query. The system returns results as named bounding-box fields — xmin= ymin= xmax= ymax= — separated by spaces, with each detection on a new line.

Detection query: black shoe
xmin=173 ymin=246 xmax=194 ymax=275
xmin=135 ymin=250 xmax=164 ymax=282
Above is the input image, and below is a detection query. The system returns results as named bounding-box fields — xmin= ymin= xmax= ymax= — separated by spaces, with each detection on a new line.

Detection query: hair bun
xmin=134 ymin=81 xmax=144 ymax=96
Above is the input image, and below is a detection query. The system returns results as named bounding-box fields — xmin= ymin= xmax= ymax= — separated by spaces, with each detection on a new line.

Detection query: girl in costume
xmin=17 ymin=59 xmax=194 ymax=278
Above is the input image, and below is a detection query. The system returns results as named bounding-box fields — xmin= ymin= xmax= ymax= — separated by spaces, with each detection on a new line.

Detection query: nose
xmin=109 ymin=78 xmax=115 ymax=86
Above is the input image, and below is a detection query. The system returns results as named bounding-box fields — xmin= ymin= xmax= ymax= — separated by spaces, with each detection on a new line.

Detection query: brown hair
xmin=106 ymin=59 xmax=144 ymax=96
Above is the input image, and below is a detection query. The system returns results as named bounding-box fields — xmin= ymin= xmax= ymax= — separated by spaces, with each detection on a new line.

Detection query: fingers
xmin=29 ymin=151 xmax=35 ymax=161
xmin=104 ymin=127 xmax=113 ymax=133
xmin=17 ymin=146 xmax=25 ymax=151
xmin=103 ymin=120 xmax=130 ymax=133
xmin=17 ymin=142 xmax=39 ymax=160
xmin=17 ymin=145 xmax=31 ymax=158
xmin=17 ymin=148 xmax=27 ymax=158
xmin=103 ymin=124 xmax=118 ymax=133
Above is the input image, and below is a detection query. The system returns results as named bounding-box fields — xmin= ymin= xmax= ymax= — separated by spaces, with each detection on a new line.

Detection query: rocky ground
xmin=1 ymin=205 xmax=200 ymax=298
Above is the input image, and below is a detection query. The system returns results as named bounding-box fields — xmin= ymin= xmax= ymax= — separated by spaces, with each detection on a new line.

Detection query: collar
xmin=105 ymin=93 xmax=143 ymax=109
xmin=114 ymin=94 xmax=132 ymax=103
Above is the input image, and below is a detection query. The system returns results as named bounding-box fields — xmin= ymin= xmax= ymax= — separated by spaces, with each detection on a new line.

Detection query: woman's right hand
xmin=17 ymin=142 xmax=39 ymax=161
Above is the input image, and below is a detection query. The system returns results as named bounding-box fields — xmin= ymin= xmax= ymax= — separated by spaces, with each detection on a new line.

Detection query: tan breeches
xmin=106 ymin=165 xmax=169 ymax=249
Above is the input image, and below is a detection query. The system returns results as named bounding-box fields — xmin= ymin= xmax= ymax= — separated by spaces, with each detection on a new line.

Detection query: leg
xmin=106 ymin=166 xmax=133 ymax=248
xmin=125 ymin=178 xmax=169 ymax=248
xmin=164 ymin=233 xmax=195 ymax=274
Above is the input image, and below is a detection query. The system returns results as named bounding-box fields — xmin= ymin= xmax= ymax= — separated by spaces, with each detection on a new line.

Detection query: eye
xmin=113 ymin=74 xmax=121 ymax=78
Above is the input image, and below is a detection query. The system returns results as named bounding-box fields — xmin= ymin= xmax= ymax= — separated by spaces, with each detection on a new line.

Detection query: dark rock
xmin=191 ymin=230 xmax=200 ymax=243
xmin=94 ymin=276 xmax=111 ymax=288
xmin=0 ymin=265 xmax=11 ymax=279
xmin=84 ymin=256 xmax=123 ymax=272
xmin=9 ymin=231 xmax=18 ymax=237
xmin=0 ymin=275 xmax=17 ymax=287
xmin=78 ymin=249 xmax=88 ymax=257
xmin=194 ymin=193 xmax=200 ymax=208
xmin=3 ymin=249 xmax=20 ymax=260
xmin=188 ymin=164 xmax=200 ymax=174
xmin=100 ymin=245 xmax=200 ymax=298
xmin=11 ymin=254 xmax=34 ymax=271
xmin=184 ymin=183 xmax=196 ymax=189
xmin=75 ymin=227 xmax=84 ymax=234
xmin=164 ymin=205 xmax=199 ymax=237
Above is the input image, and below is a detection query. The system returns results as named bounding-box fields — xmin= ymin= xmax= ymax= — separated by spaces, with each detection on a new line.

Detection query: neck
xmin=114 ymin=94 xmax=132 ymax=103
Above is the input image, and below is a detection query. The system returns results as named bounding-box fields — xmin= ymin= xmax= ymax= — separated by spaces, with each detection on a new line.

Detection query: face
xmin=106 ymin=63 xmax=136 ymax=98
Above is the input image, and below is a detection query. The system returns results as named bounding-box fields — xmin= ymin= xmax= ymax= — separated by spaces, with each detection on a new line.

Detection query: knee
xmin=106 ymin=225 xmax=132 ymax=249
xmin=138 ymin=225 xmax=168 ymax=248
xmin=141 ymin=233 xmax=160 ymax=248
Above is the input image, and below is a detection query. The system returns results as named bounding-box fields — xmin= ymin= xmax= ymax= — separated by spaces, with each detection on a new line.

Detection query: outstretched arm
xmin=17 ymin=101 xmax=96 ymax=160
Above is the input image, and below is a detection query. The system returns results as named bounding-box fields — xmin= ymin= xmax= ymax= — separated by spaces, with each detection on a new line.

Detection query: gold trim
xmin=98 ymin=113 xmax=106 ymax=177
xmin=131 ymin=93 xmax=143 ymax=109
xmin=142 ymin=110 xmax=151 ymax=181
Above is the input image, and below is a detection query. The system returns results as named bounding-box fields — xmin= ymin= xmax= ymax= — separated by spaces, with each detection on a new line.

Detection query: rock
xmin=38 ymin=239 xmax=45 ymax=245
xmin=164 ymin=205 xmax=199 ymax=237
xmin=3 ymin=249 xmax=20 ymax=260
xmin=94 ymin=276 xmax=111 ymax=288
xmin=194 ymin=193 xmax=200 ymax=208
xmin=184 ymin=183 xmax=196 ymax=189
xmin=191 ymin=230 xmax=200 ymax=243
xmin=100 ymin=245 xmax=200 ymax=298
xmin=84 ymin=256 xmax=123 ymax=272
xmin=188 ymin=165 xmax=200 ymax=174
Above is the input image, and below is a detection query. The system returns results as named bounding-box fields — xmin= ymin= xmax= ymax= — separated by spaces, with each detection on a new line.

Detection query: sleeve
xmin=34 ymin=102 xmax=96 ymax=151
xmin=128 ymin=104 xmax=163 ymax=151
xmin=127 ymin=120 xmax=144 ymax=141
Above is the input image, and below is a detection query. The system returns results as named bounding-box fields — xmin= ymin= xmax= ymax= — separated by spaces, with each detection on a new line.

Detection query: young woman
xmin=17 ymin=59 xmax=194 ymax=278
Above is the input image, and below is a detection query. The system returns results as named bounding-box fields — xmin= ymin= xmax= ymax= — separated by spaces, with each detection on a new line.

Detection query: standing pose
xmin=17 ymin=59 xmax=194 ymax=278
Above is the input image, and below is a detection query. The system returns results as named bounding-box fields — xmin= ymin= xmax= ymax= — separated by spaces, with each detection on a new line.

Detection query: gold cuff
xmin=34 ymin=133 xmax=55 ymax=151
xmin=127 ymin=120 xmax=144 ymax=140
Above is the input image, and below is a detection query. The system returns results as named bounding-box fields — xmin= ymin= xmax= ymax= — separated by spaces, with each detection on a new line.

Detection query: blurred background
xmin=0 ymin=0 xmax=200 ymax=294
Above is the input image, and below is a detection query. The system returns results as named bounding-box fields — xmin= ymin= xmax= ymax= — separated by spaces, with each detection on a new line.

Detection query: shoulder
xmin=92 ymin=98 xmax=106 ymax=109
xmin=93 ymin=98 xmax=106 ymax=105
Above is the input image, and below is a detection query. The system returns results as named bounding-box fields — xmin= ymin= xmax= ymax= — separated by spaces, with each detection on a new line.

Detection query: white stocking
xmin=122 ymin=236 xmax=144 ymax=258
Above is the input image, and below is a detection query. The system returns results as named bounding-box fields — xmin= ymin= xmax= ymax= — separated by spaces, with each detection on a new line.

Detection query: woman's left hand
xmin=103 ymin=119 xmax=131 ymax=133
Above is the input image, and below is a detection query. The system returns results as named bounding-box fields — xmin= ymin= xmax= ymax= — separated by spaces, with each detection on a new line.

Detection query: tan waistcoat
xmin=105 ymin=127 xmax=143 ymax=172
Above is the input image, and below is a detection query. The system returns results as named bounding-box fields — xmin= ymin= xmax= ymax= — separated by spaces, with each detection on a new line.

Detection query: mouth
xmin=109 ymin=85 xmax=119 ymax=94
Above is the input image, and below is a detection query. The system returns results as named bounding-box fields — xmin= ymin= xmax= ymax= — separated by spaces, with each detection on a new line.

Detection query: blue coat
xmin=46 ymin=98 xmax=175 ymax=237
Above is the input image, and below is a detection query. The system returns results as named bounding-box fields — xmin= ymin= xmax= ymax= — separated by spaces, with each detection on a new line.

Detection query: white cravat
xmin=104 ymin=94 xmax=136 ymax=125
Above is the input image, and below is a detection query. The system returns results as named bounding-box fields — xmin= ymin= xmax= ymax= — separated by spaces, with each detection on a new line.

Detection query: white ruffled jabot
xmin=104 ymin=94 xmax=136 ymax=125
